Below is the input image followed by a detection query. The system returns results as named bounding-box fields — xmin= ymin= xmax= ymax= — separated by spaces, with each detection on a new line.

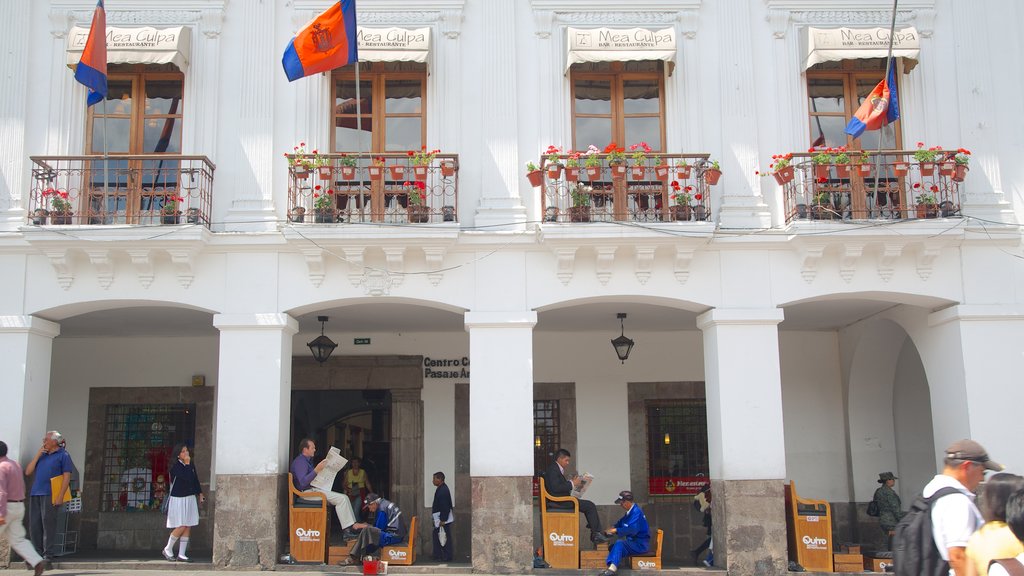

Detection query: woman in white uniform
xmin=161 ymin=444 xmax=204 ymax=562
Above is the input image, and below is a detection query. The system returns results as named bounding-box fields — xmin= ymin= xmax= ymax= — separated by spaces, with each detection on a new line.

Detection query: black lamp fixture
xmin=610 ymin=312 xmax=635 ymax=364
xmin=307 ymin=315 xmax=338 ymax=365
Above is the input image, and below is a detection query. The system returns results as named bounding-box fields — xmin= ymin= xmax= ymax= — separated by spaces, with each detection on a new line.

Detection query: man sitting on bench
xmin=340 ymin=493 xmax=406 ymax=566
xmin=541 ymin=448 xmax=609 ymax=547
xmin=290 ymin=438 xmax=358 ymax=540
xmin=599 ymin=490 xmax=650 ymax=576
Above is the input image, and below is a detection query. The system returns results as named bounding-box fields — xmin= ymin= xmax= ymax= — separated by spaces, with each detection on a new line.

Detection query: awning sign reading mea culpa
xmin=567 ymin=27 xmax=676 ymax=73
xmin=806 ymin=27 xmax=920 ymax=72
xmin=358 ymin=27 xmax=430 ymax=63
xmin=66 ymin=26 xmax=191 ymax=71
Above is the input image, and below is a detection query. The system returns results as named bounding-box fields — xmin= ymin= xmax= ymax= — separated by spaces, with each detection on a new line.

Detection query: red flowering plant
xmin=312 ymin=185 xmax=335 ymax=211
xmin=603 ymin=142 xmax=626 ymax=164
xmin=405 ymin=180 xmax=427 ymax=205
xmin=42 ymin=188 xmax=72 ymax=212
xmin=629 ymin=142 xmax=652 ymax=165
xmin=913 ymin=142 xmax=940 ymax=163
xmin=670 ymin=181 xmax=693 ymax=205
xmin=564 ymin=150 xmax=582 ymax=168
xmin=954 ymin=148 xmax=971 ymax=165
xmin=162 ymin=195 xmax=185 ymax=214
xmin=411 ymin=146 xmax=440 ymax=166
xmin=285 ymin=142 xmax=314 ymax=170
xmin=545 ymin=145 xmax=563 ymax=166
xmin=582 ymin=145 xmax=602 ymax=168
xmin=810 ymin=146 xmax=848 ymax=165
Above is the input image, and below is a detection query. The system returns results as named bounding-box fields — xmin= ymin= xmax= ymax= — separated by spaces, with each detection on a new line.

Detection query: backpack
xmin=893 ymin=486 xmax=961 ymax=576
xmin=867 ymin=499 xmax=880 ymax=517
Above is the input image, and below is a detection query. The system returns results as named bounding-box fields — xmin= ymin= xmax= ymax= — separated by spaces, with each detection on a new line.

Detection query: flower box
xmin=568 ymin=205 xmax=591 ymax=223
xmin=939 ymin=162 xmax=955 ymax=176
xmin=675 ymin=166 xmax=692 ymax=180
xmin=835 ymin=164 xmax=851 ymax=179
xmin=408 ymin=204 xmax=430 ymax=223
xmin=565 ymin=167 xmax=580 ymax=182
xmin=585 ymin=166 xmax=601 ymax=180
xmin=919 ymin=162 xmax=935 ymax=176
xmin=546 ymin=164 xmax=563 ymax=180
xmin=50 ymin=211 xmax=73 ymax=225
xmin=413 ymin=165 xmax=429 ymax=182
xmin=318 ymin=166 xmax=333 ymax=180
xmin=630 ymin=166 xmax=646 ymax=180
xmin=440 ymin=161 xmax=456 ymax=177
xmin=610 ymin=163 xmax=627 ymax=180
xmin=670 ymin=205 xmax=692 ymax=221
xmin=341 ymin=166 xmax=357 ymax=181
xmin=368 ymin=166 xmax=384 ymax=181
xmin=526 ymin=169 xmax=544 ymax=188
xmin=704 ymin=168 xmax=722 ymax=186
xmin=654 ymin=165 xmax=670 ymax=182
xmin=388 ymin=165 xmax=406 ymax=180
xmin=773 ymin=166 xmax=795 ymax=185
xmin=952 ymin=164 xmax=968 ymax=182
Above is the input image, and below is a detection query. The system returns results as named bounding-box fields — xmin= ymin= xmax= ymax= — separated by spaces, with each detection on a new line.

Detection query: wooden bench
xmin=287 ymin=472 xmax=329 ymax=563
xmin=381 ymin=515 xmax=418 ymax=565
xmin=539 ymin=476 xmax=580 ymax=569
xmin=629 ymin=528 xmax=664 ymax=570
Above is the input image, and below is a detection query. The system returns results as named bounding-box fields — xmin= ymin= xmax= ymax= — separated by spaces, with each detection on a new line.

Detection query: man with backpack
xmin=894 ymin=439 xmax=1003 ymax=576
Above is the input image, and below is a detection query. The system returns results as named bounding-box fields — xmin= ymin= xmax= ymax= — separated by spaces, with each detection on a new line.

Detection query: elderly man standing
xmin=290 ymin=438 xmax=357 ymax=539
xmin=1 ymin=441 xmax=48 ymax=575
xmin=24 ymin=431 xmax=73 ymax=560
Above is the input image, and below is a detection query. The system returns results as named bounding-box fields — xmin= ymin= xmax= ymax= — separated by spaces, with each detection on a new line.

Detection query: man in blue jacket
xmin=599 ymin=490 xmax=650 ymax=576
xmin=340 ymin=493 xmax=406 ymax=566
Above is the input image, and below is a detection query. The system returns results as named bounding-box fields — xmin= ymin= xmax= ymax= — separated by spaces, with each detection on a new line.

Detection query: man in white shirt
xmin=922 ymin=439 xmax=1003 ymax=576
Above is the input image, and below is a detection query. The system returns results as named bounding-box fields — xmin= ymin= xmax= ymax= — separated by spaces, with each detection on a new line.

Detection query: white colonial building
xmin=2 ymin=0 xmax=1023 ymax=574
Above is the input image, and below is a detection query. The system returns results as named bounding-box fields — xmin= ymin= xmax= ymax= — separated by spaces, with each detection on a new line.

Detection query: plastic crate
xmin=65 ymin=497 xmax=82 ymax=513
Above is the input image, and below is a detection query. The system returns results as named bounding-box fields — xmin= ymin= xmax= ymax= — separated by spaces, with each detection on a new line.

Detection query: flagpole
xmin=102 ymin=96 xmax=109 ymax=224
xmin=355 ymin=62 xmax=364 ymax=217
xmin=872 ymin=0 xmax=899 ymax=212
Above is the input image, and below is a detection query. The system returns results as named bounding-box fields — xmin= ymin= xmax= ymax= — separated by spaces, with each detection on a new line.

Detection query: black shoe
xmin=33 ymin=560 xmax=48 ymax=576
xmin=692 ymin=552 xmax=701 ymax=566
xmin=591 ymin=532 xmax=610 ymax=544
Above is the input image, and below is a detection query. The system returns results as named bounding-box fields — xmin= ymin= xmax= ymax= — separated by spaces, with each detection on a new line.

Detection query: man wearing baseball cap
xmin=920 ymin=439 xmax=1003 ymax=576
xmin=598 ymin=490 xmax=650 ymax=576
xmin=339 ymin=493 xmax=405 ymax=566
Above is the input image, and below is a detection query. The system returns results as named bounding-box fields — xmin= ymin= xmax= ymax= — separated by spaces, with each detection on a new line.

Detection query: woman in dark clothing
xmin=161 ymin=444 xmax=204 ymax=562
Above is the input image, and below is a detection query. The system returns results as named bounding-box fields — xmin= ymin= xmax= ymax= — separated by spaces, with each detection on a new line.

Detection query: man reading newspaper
xmin=290 ymin=438 xmax=357 ymax=539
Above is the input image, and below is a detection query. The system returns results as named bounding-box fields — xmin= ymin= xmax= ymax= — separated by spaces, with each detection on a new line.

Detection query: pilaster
xmin=0 ymin=1 xmax=30 ymax=229
xmin=0 ymin=317 xmax=61 ymax=463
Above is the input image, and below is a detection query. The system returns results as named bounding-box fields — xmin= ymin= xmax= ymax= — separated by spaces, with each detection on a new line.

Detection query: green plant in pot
xmin=569 ymin=183 xmax=592 ymax=222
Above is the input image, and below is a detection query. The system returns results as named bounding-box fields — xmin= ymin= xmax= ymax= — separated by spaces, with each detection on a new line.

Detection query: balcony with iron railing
xmin=776 ymin=150 xmax=967 ymax=223
xmin=286 ymin=153 xmax=459 ymax=224
xmin=536 ymin=154 xmax=718 ymax=224
xmin=27 ymin=155 xmax=215 ymax=228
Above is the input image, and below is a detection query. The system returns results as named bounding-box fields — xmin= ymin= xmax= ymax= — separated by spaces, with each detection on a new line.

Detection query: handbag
xmin=161 ymin=477 xmax=176 ymax=514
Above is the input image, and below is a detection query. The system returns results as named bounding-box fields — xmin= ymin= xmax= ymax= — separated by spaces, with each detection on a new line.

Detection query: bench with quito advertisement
xmin=287 ymin=472 xmax=330 ymax=563
xmin=539 ymin=476 xmax=581 ymax=568
xmin=381 ymin=515 xmax=418 ymax=566
xmin=580 ymin=529 xmax=664 ymax=570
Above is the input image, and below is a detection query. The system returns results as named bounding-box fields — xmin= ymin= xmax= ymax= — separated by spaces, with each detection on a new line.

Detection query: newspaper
xmin=570 ymin=473 xmax=594 ymax=499
xmin=310 ymin=446 xmax=348 ymax=491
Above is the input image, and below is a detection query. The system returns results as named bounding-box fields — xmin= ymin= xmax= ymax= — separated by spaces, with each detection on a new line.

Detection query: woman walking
xmin=162 ymin=444 xmax=204 ymax=562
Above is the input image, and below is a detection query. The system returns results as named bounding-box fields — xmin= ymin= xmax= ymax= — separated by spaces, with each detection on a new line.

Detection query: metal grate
xmin=646 ymin=400 xmax=709 ymax=495
xmin=533 ymin=399 xmax=561 ymax=476
xmin=101 ymin=404 xmax=195 ymax=512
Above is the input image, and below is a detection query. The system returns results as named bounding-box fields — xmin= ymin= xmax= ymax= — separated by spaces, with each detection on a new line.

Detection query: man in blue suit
xmin=599 ymin=490 xmax=650 ymax=576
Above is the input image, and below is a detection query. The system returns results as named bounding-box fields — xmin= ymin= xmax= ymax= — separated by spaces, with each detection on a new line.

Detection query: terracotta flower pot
xmin=938 ymin=162 xmax=955 ymax=176
xmin=952 ymin=164 xmax=968 ymax=183
xmin=408 ymin=204 xmax=430 ymax=223
xmin=440 ymin=161 xmax=456 ymax=177
xmin=893 ymin=162 xmax=909 ymax=177
xmin=654 ymin=165 xmax=670 ymax=182
xmin=526 ymin=169 xmax=544 ymax=188
xmin=857 ymin=164 xmax=872 ymax=177
xmin=413 ymin=165 xmax=429 ymax=182
xmin=814 ymin=164 xmax=830 ymax=179
xmin=565 ymin=167 xmax=580 ymax=182
xmin=546 ymin=164 xmax=563 ymax=180
xmin=915 ymin=204 xmax=937 ymax=219
xmin=50 ymin=211 xmax=73 ymax=225
xmin=314 ymin=209 xmax=336 ymax=223
xmin=609 ymin=163 xmax=627 ymax=180
xmin=568 ymin=205 xmax=591 ymax=223
xmin=704 ymin=168 xmax=722 ymax=186
xmin=340 ymin=166 xmax=357 ymax=180
xmin=630 ymin=166 xmax=646 ymax=180
xmin=585 ymin=166 xmax=601 ymax=180
xmin=919 ymin=162 xmax=935 ymax=176
xmin=368 ymin=166 xmax=384 ymax=181
xmin=388 ymin=165 xmax=406 ymax=180
xmin=318 ymin=166 xmax=333 ymax=180
xmin=772 ymin=166 xmax=795 ymax=185
xmin=671 ymin=204 xmax=692 ymax=221
xmin=675 ymin=166 xmax=692 ymax=180
xmin=835 ymin=164 xmax=851 ymax=179
xmin=292 ymin=166 xmax=310 ymax=179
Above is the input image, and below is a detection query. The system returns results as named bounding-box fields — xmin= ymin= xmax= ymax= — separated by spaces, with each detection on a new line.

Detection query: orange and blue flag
xmin=74 ymin=0 xmax=107 ymax=107
xmin=282 ymin=0 xmax=358 ymax=82
xmin=846 ymin=58 xmax=899 ymax=138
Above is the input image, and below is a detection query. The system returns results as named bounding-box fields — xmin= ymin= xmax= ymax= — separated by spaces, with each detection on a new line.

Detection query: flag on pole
xmin=74 ymin=0 xmax=108 ymax=107
xmin=845 ymin=58 xmax=900 ymax=138
xmin=282 ymin=0 xmax=358 ymax=82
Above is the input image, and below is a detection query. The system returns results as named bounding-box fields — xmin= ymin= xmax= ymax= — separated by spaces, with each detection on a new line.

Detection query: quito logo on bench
xmin=295 ymin=527 xmax=321 ymax=542
xmin=549 ymin=532 xmax=574 ymax=546
xmin=637 ymin=560 xmax=658 ymax=569
xmin=801 ymin=535 xmax=827 ymax=549
xmin=387 ymin=549 xmax=408 ymax=560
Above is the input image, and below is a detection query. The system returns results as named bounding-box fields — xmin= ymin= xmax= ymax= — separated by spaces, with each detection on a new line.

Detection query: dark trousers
xmin=349 ymin=526 xmax=382 ymax=560
xmin=432 ymin=524 xmax=453 ymax=561
xmin=28 ymin=495 xmax=58 ymax=557
xmin=550 ymin=498 xmax=603 ymax=535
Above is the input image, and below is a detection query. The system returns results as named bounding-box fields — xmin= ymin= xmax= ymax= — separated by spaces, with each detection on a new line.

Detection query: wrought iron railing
xmin=286 ymin=153 xmax=459 ymax=224
xmin=538 ymin=154 xmax=715 ymax=223
xmin=775 ymin=150 xmax=967 ymax=223
xmin=27 ymin=155 xmax=215 ymax=228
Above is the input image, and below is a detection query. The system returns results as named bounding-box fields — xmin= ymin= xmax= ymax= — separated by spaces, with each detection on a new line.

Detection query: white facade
xmin=2 ymin=0 xmax=1024 ymax=572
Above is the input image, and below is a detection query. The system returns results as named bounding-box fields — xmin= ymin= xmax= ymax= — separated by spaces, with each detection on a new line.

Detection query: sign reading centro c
xmin=423 ymin=357 xmax=469 ymax=379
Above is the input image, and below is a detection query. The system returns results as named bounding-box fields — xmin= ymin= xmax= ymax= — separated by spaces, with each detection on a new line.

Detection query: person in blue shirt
xmin=24 ymin=431 xmax=74 ymax=559
xmin=289 ymin=439 xmax=357 ymax=538
xmin=599 ymin=490 xmax=650 ymax=576
xmin=340 ymin=493 xmax=406 ymax=566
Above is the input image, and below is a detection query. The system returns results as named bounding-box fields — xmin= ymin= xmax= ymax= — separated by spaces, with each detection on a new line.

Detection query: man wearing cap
xmin=872 ymin=472 xmax=904 ymax=551
xmin=340 ymin=493 xmax=406 ymax=566
xmin=598 ymin=490 xmax=650 ymax=576
xmin=921 ymin=439 xmax=1003 ymax=576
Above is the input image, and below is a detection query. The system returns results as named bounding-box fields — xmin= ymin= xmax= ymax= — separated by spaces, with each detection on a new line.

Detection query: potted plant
xmin=564 ymin=151 xmax=581 ymax=182
xmin=42 ymin=188 xmax=73 ymax=224
xmin=569 ymin=183 xmax=592 ymax=222
xmin=952 ymin=148 xmax=970 ymax=182
xmin=604 ymin=142 xmax=627 ymax=180
xmin=368 ymin=157 xmax=386 ymax=181
xmin=388 ymin=156 xmax=407 ymax=180
xmin=285 ymin=142 xmax=314 ymax=178
xmin=338 ymin=154 xmax=358 ymax=181
xmin=653 ymin=156 xmax=670 ymax=182
xmin=31 ymin=207 xmax=48 ymax=225
xmin=769 ymin=153 xmax=795 ymax=185
xmin=810 ymin=147 xmax=834 ymax=179
xmin=854 ymin=150 xmax=872 ymax=177
xmin=812 ymin=191 xmax=833 ymax=220
xmin=440 ymin=158 xmax=457 ymax=177
xmin=674 ymin=159 xmax=692 ymax=180
xmin=583 ymin=145 xmax=602 ymax=180
xmin=544 ymin=145 xmax=563 ymax=180
xmin=669 ymin=181 xmax=692 ymax=221
xmin=525 ymin=161 xmax=544 ymax=188
xmin=161 ymin=195 xmax=184 ymax=224
xmin=832 ymin=147 xmax=851 ymax=178
xmin=407 ymin=181 xmax=430 ymax=223
xmin=313 ymin=149 xmax=332 ymax=180
xmin=290 ymin=206 xmax=306 ymax=223
xmin=411 ymin=147 xmax=440 ymax=181
xmin=703 ymin=159 xmax=722 ymax=186
xmin=312 ymin=185 xmax=336 ymax=223
xmin=186 ymin=207 xmax=202 ymax=224
xmin=915 ymin=187 xmax=938 ymax=219
xmin=913 ymin=142 xmax=940 ymax=176
xmin=628 ymin=142 xmax=651 ymax=180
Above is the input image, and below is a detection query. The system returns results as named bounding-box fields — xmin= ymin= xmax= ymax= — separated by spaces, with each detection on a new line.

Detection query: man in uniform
xmin=872 ymin=471 xmax=904 ymax=551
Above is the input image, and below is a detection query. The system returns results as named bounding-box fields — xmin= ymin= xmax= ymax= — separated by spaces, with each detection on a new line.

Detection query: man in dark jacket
xmin=431 ymin=471 xmax=453 ymax=562
xmin=873 ymin=471 xmax=904 ymax=551
xmin=340 ymin=493 xmax=405 ymax=566
xmin=541 ymin=448 xmax=608 ymax=546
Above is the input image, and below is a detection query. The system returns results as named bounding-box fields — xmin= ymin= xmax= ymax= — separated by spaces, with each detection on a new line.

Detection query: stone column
xmin=465 ymin=311 xmax=536 ymax=572
xmin=696 ymin=308 xmax=787 ymax=576
xmin=389 ymin=388 xmax=424 ymax=528
xmin=211 ymin=313 xmax=297 ymax=568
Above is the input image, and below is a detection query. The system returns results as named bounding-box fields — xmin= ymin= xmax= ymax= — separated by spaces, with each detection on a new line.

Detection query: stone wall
xmin=472 ymin=476 xmax=532 ymax=572
xmin=213 ymin=473 xmax=283 ymax=568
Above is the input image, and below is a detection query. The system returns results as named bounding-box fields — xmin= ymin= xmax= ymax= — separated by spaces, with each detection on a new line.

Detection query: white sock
xmin=164 ymin=535 xmax=179 ymax=555
xmin=608 ymin=564 xmax=618 ymax=572
xmin=178 ymin=537 xmax=190 ymax=558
